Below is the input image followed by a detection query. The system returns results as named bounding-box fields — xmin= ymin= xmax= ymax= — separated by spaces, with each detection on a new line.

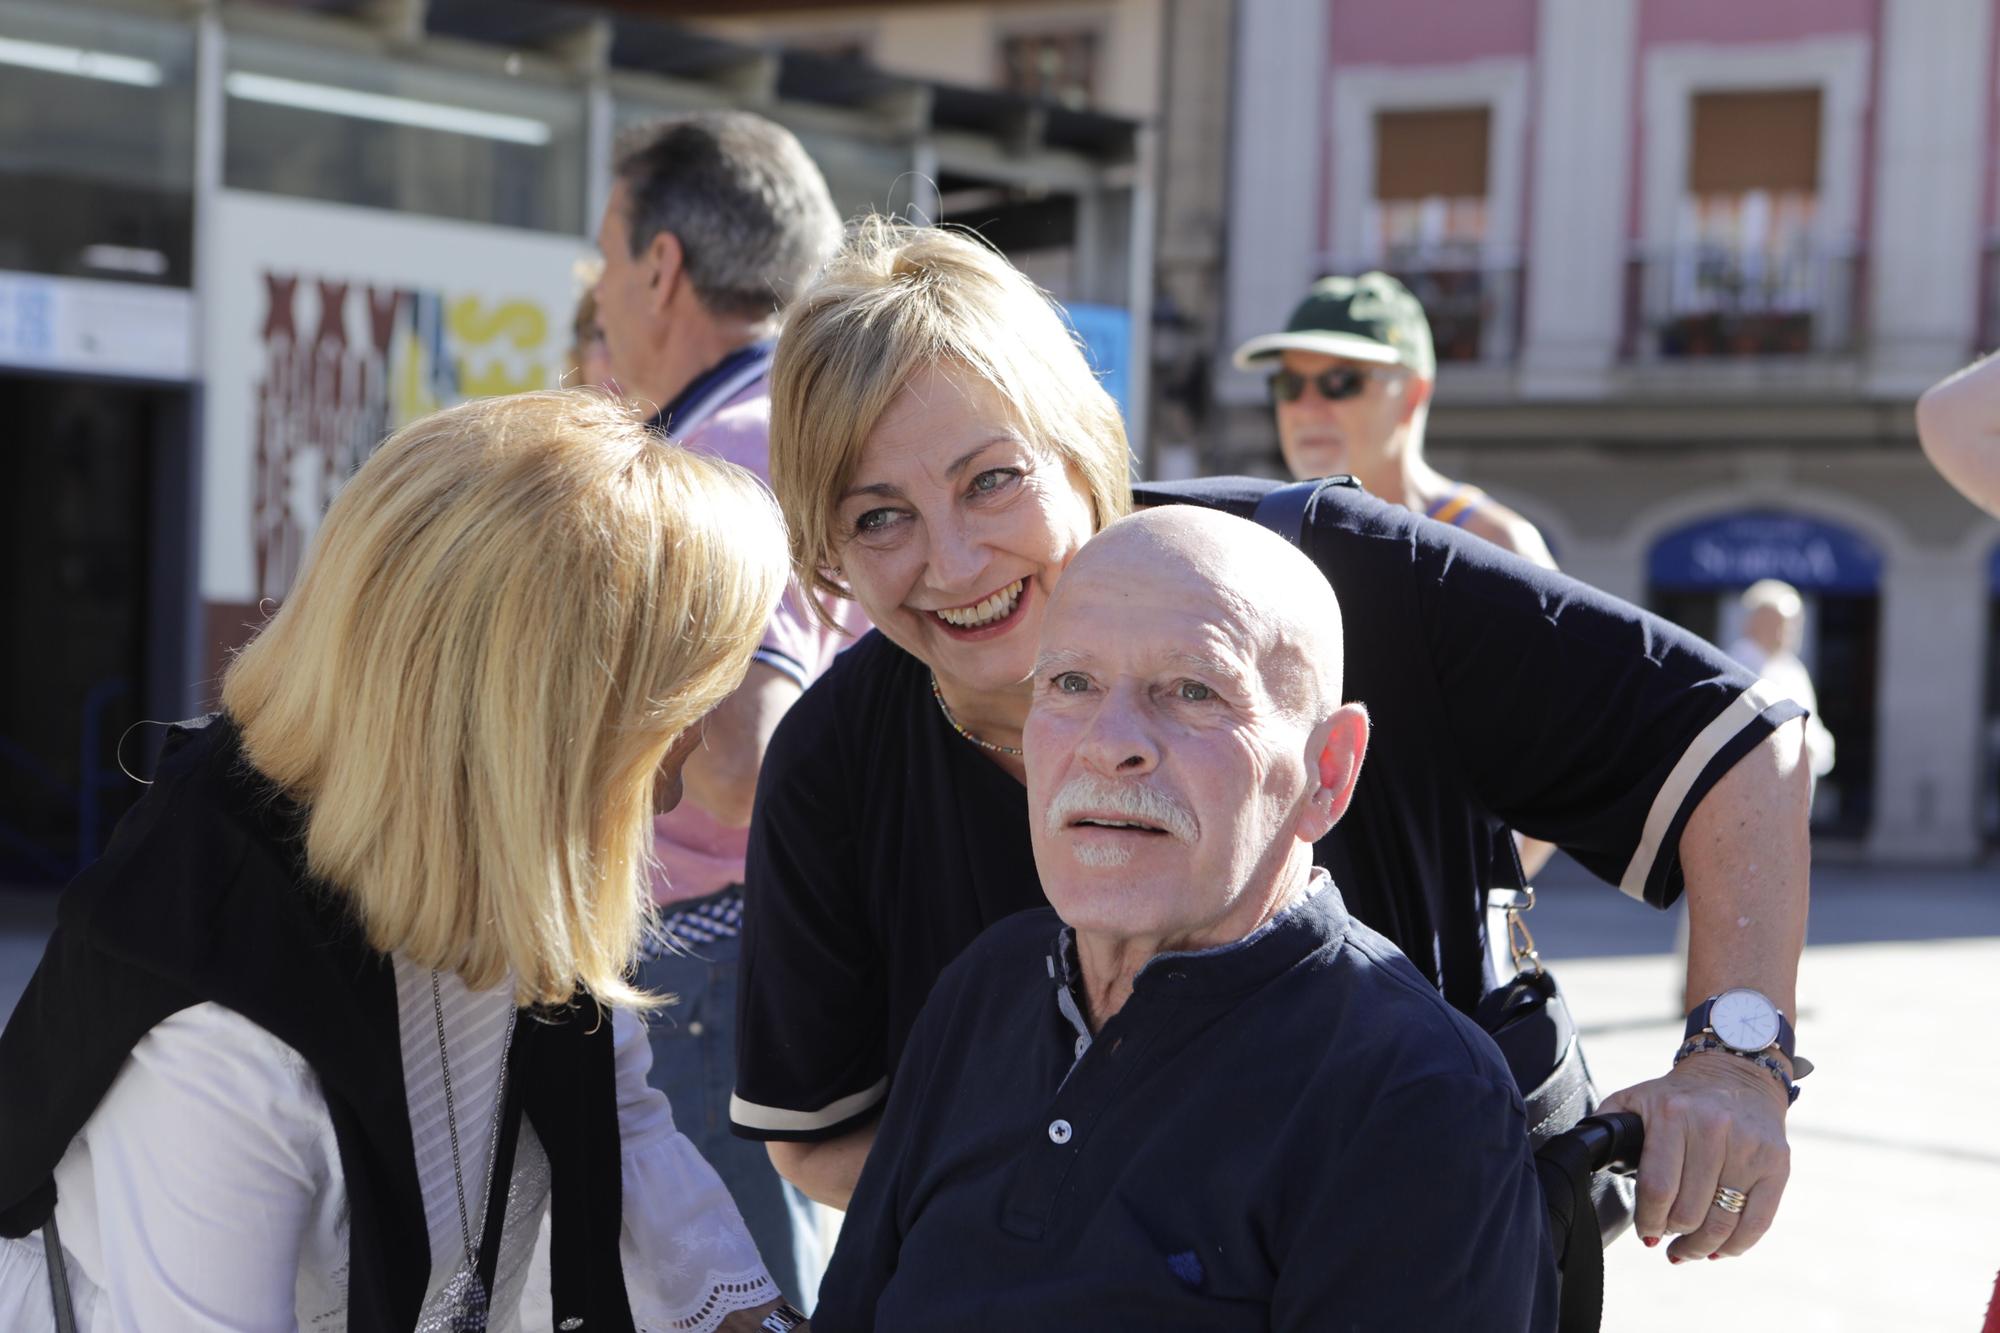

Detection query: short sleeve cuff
xmin=728 ymin=1078 xmax=888 ymax=1142
xmin=751 ymin=648 xmax=809 ymax=691
xmin=1617 ymin=680 xmax=1807 ymax=907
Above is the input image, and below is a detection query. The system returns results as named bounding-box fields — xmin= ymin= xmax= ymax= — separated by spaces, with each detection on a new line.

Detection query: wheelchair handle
xmin=1556 ymin=1111 xmax=1644 ymax=1174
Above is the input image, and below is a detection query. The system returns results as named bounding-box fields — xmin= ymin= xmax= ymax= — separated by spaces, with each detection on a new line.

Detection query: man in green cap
xmin=1234 ymin=272 xmax=1556 ymax=569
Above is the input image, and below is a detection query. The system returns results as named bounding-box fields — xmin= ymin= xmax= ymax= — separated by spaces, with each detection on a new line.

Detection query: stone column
xmin=1220 ymin=0 xmax=1328 ymax=400
xmin=1868 ymin=0 xmax=1992 ymax=396
xmin=1520 ymin=0 xmax=1639 ymax=397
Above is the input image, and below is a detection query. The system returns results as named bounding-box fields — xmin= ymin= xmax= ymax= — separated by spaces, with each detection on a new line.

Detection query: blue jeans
xmin=637 ymin=896 xmax=827 ymax=1309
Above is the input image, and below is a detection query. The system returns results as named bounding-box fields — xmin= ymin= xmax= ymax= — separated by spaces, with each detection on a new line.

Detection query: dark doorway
xmin=0 ymin=372 xmax=192 ymax=884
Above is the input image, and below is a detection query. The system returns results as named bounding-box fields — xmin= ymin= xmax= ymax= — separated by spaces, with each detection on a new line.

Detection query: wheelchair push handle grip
xmin=1560 ymin=1111 xmax=1644 ymax=1174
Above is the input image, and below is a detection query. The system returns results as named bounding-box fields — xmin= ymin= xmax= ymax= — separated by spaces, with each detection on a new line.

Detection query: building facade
xmin=0 ymin=0 xmax=1150 ymax=882
xmin=1218 ymin=0 xmax=2000 ymax=865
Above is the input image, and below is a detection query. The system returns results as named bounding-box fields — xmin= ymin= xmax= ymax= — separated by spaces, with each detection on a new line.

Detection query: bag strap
xmin=42 ymin=1215 xmax=78 ymax=1333
xmin=1537 ymin=1131 xmax=1605 ymax=1333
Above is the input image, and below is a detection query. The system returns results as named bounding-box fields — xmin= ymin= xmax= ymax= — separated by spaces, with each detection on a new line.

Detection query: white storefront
xmin=0 ymin=0 xmax=1148 ymax=881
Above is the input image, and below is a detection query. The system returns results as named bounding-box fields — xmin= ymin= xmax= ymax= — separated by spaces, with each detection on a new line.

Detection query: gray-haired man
xmin=594 ymin=110 xmax=863 ymax=1304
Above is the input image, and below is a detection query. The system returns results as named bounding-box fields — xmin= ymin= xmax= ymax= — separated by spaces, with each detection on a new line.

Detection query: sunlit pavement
xmin=4 ymin=859 xmax=1997 ymax=1329
xmin=1527 ymin=859 xmax=2000 ymax=1333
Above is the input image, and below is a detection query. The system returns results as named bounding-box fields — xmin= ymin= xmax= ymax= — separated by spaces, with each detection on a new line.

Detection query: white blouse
xmin=0 ymin=958 xmax=776 ymax=1331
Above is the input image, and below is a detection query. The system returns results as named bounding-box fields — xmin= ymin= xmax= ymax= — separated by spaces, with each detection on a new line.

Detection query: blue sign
xmin=1649 ymin=510 xmax=1882 ymax=594
xmin=0 ymin=273 xmax=58 ymax=365
xmin=1062 ymin=302 xmax=1132 ymax=422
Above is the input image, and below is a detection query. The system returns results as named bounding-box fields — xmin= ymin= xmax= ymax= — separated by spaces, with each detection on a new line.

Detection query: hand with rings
xmin=1599 ymin=1046 xmax=1793 ymax=1263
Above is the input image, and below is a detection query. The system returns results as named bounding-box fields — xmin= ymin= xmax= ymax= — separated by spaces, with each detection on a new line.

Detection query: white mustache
xmin=1043 ymin=775 xmax=1197 ymax=844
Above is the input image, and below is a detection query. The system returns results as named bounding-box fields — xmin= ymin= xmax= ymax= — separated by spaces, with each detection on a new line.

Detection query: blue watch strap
xmin=1683 ymin=991 xmax=1799 ymax=1062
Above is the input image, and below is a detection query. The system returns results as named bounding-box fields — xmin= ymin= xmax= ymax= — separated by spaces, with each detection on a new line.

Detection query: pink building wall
xmin=1319 ymin=0 xmax=1538 ymax=256
xmin=1311 ymin=0 xmax=1923 ymax=281
xmin=1326 ymin=0 xmax=1535 ymax=66
xmin=1627 ymin=0 xmax=1883 ymax=245
xmin=1637 ymin=0 xmax=1874 ymax=45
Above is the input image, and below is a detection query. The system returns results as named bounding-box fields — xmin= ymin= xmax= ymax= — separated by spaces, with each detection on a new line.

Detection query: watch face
xmin=1710 ymin=989 xmax=1781 ymax=1052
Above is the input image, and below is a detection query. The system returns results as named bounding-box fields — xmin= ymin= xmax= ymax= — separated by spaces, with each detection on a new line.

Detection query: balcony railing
xmin=1381 ymin=263 xmax=1523 ymax=367
xmin=1621 ymin=249 xmax=1864 ymax=361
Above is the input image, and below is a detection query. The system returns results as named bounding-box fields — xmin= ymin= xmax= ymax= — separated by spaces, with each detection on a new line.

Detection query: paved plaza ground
xmin=1529 ymin=859 xmax=2000 ymax=1333
xmin=2 ymin=857 xmax=1995 ymax=1330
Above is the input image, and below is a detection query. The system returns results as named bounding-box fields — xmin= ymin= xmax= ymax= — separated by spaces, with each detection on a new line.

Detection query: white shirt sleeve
xmin=69 ymin=1004 xmax=340 ymax=1332
xmin=609 ymin=1007 xmax=779 ymax=1329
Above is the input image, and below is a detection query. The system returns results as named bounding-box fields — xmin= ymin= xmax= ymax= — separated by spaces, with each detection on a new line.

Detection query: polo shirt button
xmin=686 ymin=1020 xmax=704 ymax=1036
xmin=1074 ymin=1035 xmax=1089 ymax=1058
xmin=1048 ymin=1118 xmax=1073 ymax=1145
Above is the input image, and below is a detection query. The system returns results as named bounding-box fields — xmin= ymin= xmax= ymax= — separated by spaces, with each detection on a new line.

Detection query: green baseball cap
xmin=1233 ymin=272 xmax=1435 ymax=379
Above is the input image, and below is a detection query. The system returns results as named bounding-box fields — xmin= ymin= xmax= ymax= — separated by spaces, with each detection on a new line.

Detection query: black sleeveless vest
xmin=0 ymin=716 xmax=637 ymax=1331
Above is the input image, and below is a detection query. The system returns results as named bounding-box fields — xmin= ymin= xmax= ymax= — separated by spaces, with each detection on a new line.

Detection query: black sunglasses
xmin=1269 ymin=366 xmax=1375 ymax=404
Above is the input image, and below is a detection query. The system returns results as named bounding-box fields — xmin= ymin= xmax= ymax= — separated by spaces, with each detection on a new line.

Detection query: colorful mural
xmin=248 ymin=272 xmax=553 ymax=600
xmin=200 ymin=190 xmax=586 ymax=623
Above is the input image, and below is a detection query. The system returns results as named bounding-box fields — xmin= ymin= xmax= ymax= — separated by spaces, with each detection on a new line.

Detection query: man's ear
xmin=1296 ymin=703 xmax=1369 ymax=844
xmin=645 ymin=229 xmax=684 ymax=316
xmin=1396 ymin=374 xmax=1434 ymax=427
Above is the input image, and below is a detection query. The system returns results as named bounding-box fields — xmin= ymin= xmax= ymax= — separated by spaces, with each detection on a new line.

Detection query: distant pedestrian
xmin=1234 ymin=272 xmax=1557 ymax=568
xmin=1235 ymin=272 xmax=1558 ymax=876
xmin=1728 ymin=579 xmax=1835 ymax=784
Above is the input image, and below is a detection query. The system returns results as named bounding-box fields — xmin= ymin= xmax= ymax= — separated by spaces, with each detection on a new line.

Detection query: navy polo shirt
xmin=813 ymin=876 xmax=1559 ymax=1332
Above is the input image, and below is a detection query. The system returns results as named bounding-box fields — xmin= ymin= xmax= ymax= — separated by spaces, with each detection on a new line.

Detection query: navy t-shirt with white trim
xmin=731 ymin=476 xmax=1802 ymax=1141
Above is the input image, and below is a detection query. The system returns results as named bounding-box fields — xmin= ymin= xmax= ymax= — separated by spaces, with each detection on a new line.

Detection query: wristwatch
xmin=761 ymin=1304 xmax=808 ymax=1332
xmin=1683 ymin=987 xmax=1812 ymax=1077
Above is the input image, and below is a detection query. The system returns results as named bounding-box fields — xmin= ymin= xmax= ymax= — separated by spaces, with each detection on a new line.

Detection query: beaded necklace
xmin=929 ymin=674 xmax=1025 ymax=757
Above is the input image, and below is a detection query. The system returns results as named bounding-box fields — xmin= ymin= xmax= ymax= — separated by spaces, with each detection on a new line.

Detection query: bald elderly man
xmin=811 ymin=508 xmax=1556 ymax=1332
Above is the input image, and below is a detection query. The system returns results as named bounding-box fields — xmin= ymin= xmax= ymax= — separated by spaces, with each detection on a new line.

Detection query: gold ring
xmin=1712 ymin=1186 xmax=1749 ymax=1215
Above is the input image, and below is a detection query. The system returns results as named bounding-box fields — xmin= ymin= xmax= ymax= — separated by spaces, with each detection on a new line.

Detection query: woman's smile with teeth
xmin=932 ymin=579 xmax=1024 ymax=628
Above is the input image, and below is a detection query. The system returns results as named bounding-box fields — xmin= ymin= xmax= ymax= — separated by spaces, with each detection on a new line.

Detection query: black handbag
xmin=1248 ymin=477 xmax=1635 ymax=1248
xmin=1476 ymin=877 xmax=1635 ymax=1246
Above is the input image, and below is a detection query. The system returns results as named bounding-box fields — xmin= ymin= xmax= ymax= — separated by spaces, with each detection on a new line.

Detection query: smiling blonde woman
xmin=735 ymin=219 xmax=1818 ymax=1280
xmin=0 ymin=391 xmax=811 ymax=1332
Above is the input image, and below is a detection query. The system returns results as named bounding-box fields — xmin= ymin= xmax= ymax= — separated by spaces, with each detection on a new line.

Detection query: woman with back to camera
xmin=732 ymin=219 xmax=1816 ymax=1273
xmin=0 ymin=391 xmax=812 ymax=1331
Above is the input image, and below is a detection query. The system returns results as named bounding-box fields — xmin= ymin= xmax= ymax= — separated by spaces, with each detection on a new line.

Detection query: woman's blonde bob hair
xmin=221 ymin=390 xmax=787 ymax=1008
xmin=768 ymin=217 xmax=1132 ymax=615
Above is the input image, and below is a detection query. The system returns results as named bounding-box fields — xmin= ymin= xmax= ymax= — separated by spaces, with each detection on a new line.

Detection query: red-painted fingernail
xmin=1642 ymin=1236 xmax=1660 ymax=1248
xmin=1669 ymin=1256 xmax=1683 ymax=1266
xmin=1708 ymin=1253 xmax=1720 ymax=1261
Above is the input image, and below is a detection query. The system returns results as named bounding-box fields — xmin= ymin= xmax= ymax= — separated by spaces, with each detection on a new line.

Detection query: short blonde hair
xmin=221 ymin=391 xmax=787 ymax=1008
xmin=769 ymin=218 xmax=1132 ymax=612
